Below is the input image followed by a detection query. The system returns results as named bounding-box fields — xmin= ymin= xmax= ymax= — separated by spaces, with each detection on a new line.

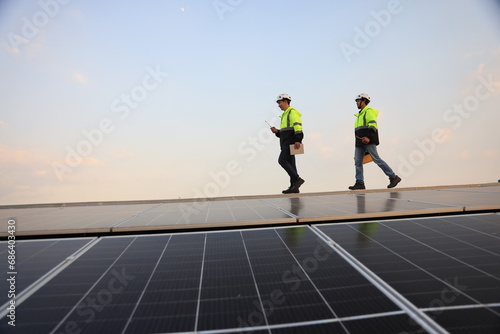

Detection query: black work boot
xmin=283 ymin=187 xmax=299 ymax=194
xmin=282 ymin=185 xmax=294 ymax=194
xmin=387 ymin=175 xmax=402 ymax=188
xmin=349 ymin=182 xmax=366 ymax=190
xmin=290 ymin=178 xmax=305 ymax=192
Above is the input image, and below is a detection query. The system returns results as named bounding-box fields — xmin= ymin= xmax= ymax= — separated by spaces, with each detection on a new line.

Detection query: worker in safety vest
xmin=349 ymin=93 xmax=401 ymax=190
xmin=270 ymin=93 xmax=305 ymax=194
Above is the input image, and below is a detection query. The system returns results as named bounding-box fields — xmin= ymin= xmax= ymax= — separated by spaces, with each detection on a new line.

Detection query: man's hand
xmin=361 ymin=137 xmax=370 ymax=144
xmin=294 ymin=142 xmax=301 ymax=149
xmin=270 ymin=126 xmax=278 ymax=133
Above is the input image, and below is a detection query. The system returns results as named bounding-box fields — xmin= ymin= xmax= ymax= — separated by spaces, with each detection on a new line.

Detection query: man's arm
xmin=270 ymin=126 xmax=280 ymax=137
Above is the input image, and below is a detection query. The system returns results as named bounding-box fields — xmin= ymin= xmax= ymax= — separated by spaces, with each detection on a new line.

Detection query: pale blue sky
xmin=1 ymin=0 xmax=499 ymax=205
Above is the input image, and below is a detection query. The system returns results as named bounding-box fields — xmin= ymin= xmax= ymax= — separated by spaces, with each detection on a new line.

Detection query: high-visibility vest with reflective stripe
xmin=280 ymin=107 xmax=303 ymax=134
xmin=354 ymin=106 xmax=378 ymax=130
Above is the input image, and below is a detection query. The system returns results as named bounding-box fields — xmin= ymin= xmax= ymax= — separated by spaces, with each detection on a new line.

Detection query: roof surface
xmin=1 ymin=184 xmax=499 ymax=333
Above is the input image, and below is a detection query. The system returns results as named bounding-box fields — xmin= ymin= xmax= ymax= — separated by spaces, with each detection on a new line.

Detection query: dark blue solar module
xmin=1 ymin=212 xmax=499 ymax=333
xmin=0 ymin=238 xmax=94 ymax=306
xmin=0 ymin=227 xmax=433 ymax=334
xmin=316 ymin=213 xmax=500 ymax=334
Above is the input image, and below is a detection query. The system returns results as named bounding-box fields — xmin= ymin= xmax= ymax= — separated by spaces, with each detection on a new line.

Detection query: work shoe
xmin=282 ymin=187 xmax=300 ymax=194
xmin=349 ymin=182 xmax=366 ymax=190
xmin=292 ymin=178 xmax=305 ymax=191
xmin=387 ymin=175 xmax=402 ymax=188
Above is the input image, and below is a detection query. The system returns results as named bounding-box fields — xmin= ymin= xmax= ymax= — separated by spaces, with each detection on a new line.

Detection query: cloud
xmin=4 ymin=29 xmax=49 ymax=57
xmin=0 ymin=144 xmax=108 ymax=204
xmin=468 ymin=47 xmax=500 ymax=95
xmin=472 ymin=63 xmax=486 ymax=77
xmin=439 ymin=127 xmax=453 ymax=142
xmin=494 ymin=46 xmax=500 ymax=57
xmin=456 ymin=150 xmax=470 ymax=160
xmin=0 ymin=145 xmax=54 ymax=204
xmin=307 ymin=133 xmax=334 ymax=158
xmin=1 ymin=42 xmax=20 ymax=56
xmin=0 ymin=144 xmax=102 ymax=180
xmin=35 ymin=170 xmax=48 ymax=176
xmin=483 ymin=149 xmax=499 ymax=159
xmin=462 ymin=49 xmax=485 ymax=61
xmin=113 ymin=148 xmax=134 ymax=159
xmin=0 ymin=145 xmax=47 ymax=165
xmin=73 ymin=72 xmax=88 ymax=84
xmin=69 ymin=9 xmax=84 ymax=19
xmin=82 ymin=156 xmax=101 ymax=166
xmin=459 ymin=47 xmax=500 ymax=99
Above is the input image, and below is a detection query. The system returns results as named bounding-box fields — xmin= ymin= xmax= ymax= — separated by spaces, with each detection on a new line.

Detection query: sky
xmin=1 ymin=0 xmax=500 ymax=205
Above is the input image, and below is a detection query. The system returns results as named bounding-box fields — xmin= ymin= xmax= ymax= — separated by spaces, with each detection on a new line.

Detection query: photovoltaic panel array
xmin=2 ymin=226 xmax=434 ymax=334
xmin=262 ymin=192 xmax=459 ymax=222
xmin=316 ymin=213 xmax=500 ymax=333
xmin=362 ymin=187 xmax=500 ymax=210
xmin=1 ymin=185 xmax=499 ymax=333
xmin=5 ymin=214 xmax=499 ymax=333
xmin=1 ymin=184 xmax=499 ymax=236
xmin=114 ymin=198 xmax=295 ymax=231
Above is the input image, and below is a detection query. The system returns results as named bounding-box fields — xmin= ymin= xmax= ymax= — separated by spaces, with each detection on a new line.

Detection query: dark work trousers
xmin=278 ymin=145 xmax=299 ymax=186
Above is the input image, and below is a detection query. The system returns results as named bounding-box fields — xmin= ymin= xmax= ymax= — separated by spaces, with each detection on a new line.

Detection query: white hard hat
xmin=276 ymin=93 xmax=292 ymax=102
xmin=355 ymin=93 xmax=370 ymax=102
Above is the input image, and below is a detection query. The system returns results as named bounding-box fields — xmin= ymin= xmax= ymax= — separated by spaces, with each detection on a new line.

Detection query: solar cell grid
xmin=0 ymin=238 xmax=94 ymax=307
xmin=1 ymin=226 xmax=440 ymax=334
xmin=316 ymin=213 xmax=500 ymax=333
xmin=124 ymin=234 xmax=204 ymax=333
xmin=365 ymin=188 xmax=500 ymax=208
xmin=425 ymin=306 xmax=500 ymax=334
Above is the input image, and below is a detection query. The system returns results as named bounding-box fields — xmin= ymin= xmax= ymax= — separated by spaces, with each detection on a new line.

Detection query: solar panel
xmin=0 ymin=204 xmax=158 ymax=236
xmin=425 ymin=306 xmax=500 ymax=333
xmin=0 ymin=238 xmax=95 ymax=307
xmin=264 ymin=193 xmax=462 ymax=223
xmin=1 ymin=184 xmax=499 ymax=236
xmin=113 ymin=199 xmax=295 ymax=232
xmin=0 ymin=227 xmax=435 ymax=333
xmin=315 ymin=213 xmax=500 ymax=333
xmin=0 ymin=207 xmax=61 ymax=220
xmin=0 ymin=185 xmax=498 ymax=333
xmin=363 ymin=188 xmax=500 ymax=210
xmin=440 ymin=186 xmax=500 ymax=193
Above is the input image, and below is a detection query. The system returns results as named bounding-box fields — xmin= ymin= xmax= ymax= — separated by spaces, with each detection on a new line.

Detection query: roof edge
xmin=1 ymin=182 xmax=499 ymax=210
